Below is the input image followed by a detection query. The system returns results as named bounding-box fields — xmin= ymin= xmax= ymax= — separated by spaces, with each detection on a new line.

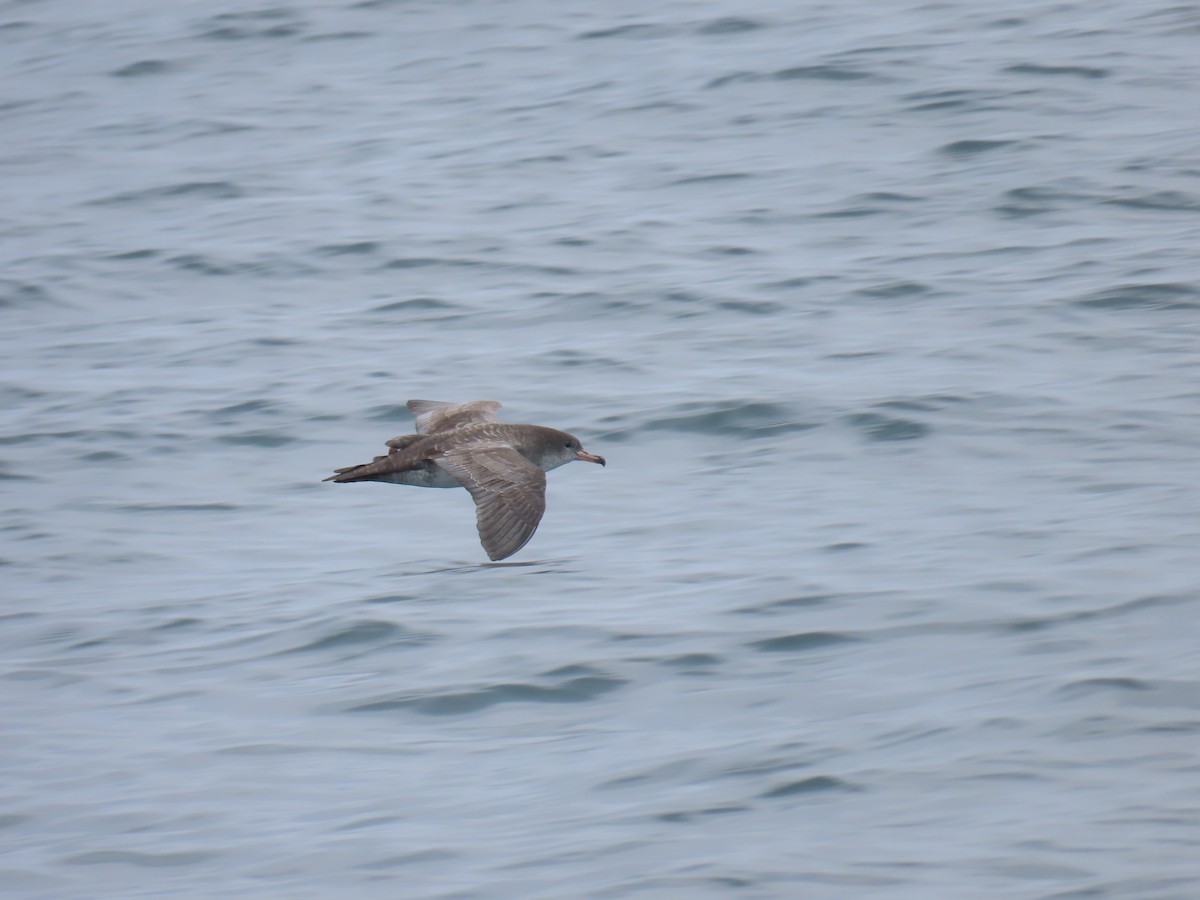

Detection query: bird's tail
xmin=323 ymin=454 xmax=393 ymax=483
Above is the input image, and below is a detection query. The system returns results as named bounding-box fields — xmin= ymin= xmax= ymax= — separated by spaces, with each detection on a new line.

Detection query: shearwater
xmin=324 ymin=399 xmax=605 ymax=561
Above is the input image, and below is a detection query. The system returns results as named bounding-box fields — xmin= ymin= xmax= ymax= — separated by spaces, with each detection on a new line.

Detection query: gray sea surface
xmin=3 ymin=1 xmax=1200 ymax=897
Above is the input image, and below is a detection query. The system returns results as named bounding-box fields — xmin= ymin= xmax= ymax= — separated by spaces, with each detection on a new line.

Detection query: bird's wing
xmin=384 ymin=433 xmax=423 ymax=451
xmin=435 ymin=444 xmax=547 ymax=561
xmin=407 ymin=399 xmax=502 ymax=434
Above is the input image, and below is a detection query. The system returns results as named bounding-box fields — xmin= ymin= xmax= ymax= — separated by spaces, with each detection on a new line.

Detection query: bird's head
xmin=540 ymin=430 xmax=606 ymax=471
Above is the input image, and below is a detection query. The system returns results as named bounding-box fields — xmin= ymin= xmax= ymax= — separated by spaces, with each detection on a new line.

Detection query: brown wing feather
xmin=407 ymin=399 xmax=502 ymax=435
xmin=384 ymin=434 xmax=422 ymax=451
xmin=435 ymin=445 xmax=546 ymax=561
xmin=324 ymin=401 xmax=502 ymax=481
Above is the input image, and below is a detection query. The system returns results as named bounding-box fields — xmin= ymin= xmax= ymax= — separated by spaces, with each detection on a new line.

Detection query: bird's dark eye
xmin=564 ymin=441 xmax=574 ymax=448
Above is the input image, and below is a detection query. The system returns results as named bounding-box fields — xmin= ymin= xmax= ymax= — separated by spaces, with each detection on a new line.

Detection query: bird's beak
xmin=576 ymin=449 xmax=606 ymax=466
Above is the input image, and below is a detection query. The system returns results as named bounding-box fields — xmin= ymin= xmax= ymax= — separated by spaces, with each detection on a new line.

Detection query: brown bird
xmin=324 ymin=400 xmax=606 ymax=561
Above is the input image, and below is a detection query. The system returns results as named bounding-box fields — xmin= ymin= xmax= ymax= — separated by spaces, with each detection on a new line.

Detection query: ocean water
xmin=3 ymin=1 xmax=1200 ymax=897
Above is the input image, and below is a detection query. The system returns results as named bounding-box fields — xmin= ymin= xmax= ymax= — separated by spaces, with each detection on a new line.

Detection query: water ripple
xmin=748 ymin=632 xmax=861 ymax=653
xmin=1074 ymin=282 xmax=1200 ymax=310
xmin=759 ymin=776 xmax=860 ymax=798
xmin=346 ymin=675 xmax=627 ymax=715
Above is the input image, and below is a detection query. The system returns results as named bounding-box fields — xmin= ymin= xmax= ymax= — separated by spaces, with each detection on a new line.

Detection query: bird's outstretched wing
xmin=407 ymin=399 xmax=502 ymax=435
xmin=435 ymin=444 xmax=547 ymax=561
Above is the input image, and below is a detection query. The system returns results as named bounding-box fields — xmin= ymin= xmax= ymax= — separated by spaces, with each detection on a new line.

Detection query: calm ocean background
xmin=3 ymin=1 xmax=1199 ymax=897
